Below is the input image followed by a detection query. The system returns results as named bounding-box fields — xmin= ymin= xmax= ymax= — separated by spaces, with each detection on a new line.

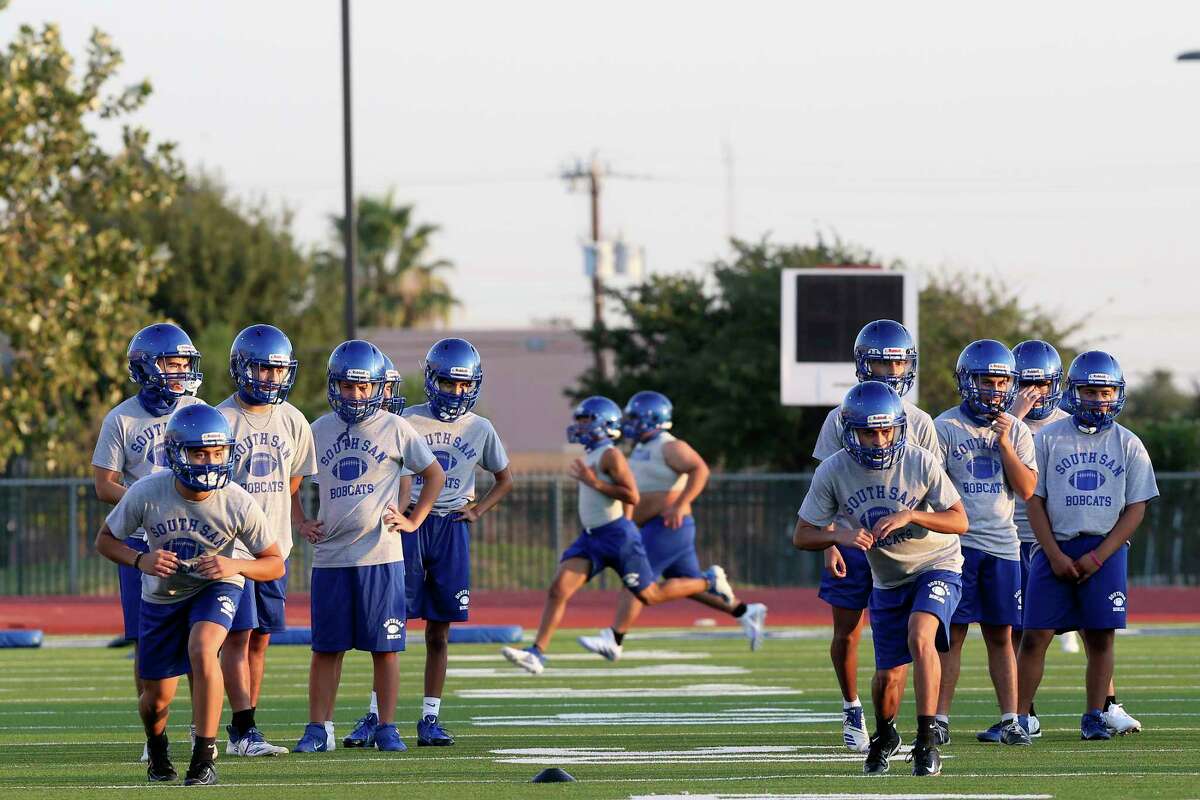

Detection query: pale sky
xmin=5 ymin=0 xmax=1200 ymax=387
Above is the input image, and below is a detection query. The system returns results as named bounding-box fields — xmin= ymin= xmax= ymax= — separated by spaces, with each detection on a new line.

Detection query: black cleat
xmin=908 ymin=742 xmax=942 ymax=776
xmin=183 ymin=761 xmax=218 ymax=786
xmin=146 ymin=755 xmax=177 ymax=783
xmin=863 ymin=722 xmax=901 ymax=775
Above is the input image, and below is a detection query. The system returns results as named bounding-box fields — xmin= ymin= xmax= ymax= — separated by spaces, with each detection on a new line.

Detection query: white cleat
xmin=228 ymin=726 xmax=289 ymax=756
xmin=500 ymin=646 xmax=546 ymax=675
xmin=577 ymin=628 xmax=623 ymax=661
xmin=1059 ymin=631 xmax=1082 ymax=653
xmin=1103 ymin=703 xmax=1142 ymax=734
xmin=842 ymin=705 xmax=870 ymax=753
xmin=739 ymin=603 xmax=768 ymax=651
xmin=1027 ymin=714 xmax=1042 ymax=738
xmin=140 ymin=741 xmax=150 ymax=763
xmin=705 ymin=565 xmax=734 ymax=605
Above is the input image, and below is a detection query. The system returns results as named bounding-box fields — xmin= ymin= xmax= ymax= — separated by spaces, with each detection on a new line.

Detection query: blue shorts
xmin=118 ymin=537 xmax=150 ymax=641
xmin=868 ymin=570 xmax=962 ymax=670
xmin=137 ymin=582 xmax=242 ymax=680
xmin=1023 ymin=535 xmax=1129 ymax=632
xmin=1014 ymin=542 xmax=1037 ymax=632
xmin=560 ymin=517 xmax=656 ymax=596
xmin=310 ymin=563 xmax=407 ymax=653
xmin=403 ymin=514 xmax=471 ymax=622
xmin=951 ymin=545 xmax=1022 ymax=627
xmin=817 ymin=545 xmax=873 ymax=611
xmin=641 ymin=515 xmax=703 ymax=579
xmin=230 ymin=560 xmax=288 ymax=634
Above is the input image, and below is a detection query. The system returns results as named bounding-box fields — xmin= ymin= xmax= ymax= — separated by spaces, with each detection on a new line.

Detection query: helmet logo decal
xmin=448 ymin=366 xmax=472 ymax=378
xmin=175 ymin=344 xmax=199 ymax=356
xmin=343 ymin=368 xmax=371 ymax=381
xmin=1020 ymin=368 xmax=1045 ymax=379
xmin=880 ymin=347 xmax=905 ymax=358
xmin=865 ymin=413 xmax=894 ymax=427
xmin=267 ymin=353 xmax=289 ymax=365
xmin=199 ymin=432 xmax=227 ymax=446
xmin=1087 ymin=372 xmax=1114 ymax=383
xmin=986 ymin=362 xmax=1010 ymax=373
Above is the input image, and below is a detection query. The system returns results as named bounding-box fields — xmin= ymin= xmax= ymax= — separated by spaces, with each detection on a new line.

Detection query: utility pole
xmin=562 ymin=155 xmax=607 ymax=381
xmin=341 ymin=0 xmax=356 ymax=341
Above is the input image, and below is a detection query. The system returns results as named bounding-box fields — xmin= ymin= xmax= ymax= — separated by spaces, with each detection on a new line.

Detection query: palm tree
xmin=326 ymin=192 xmax=458 ymax=329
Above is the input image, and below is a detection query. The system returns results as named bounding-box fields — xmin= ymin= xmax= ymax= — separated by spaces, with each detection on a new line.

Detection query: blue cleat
xmin=374 ymin=723 xmax=408 ymax=752
xmin=343 ymin=713 xmax=378 ymax=748
xmin=1081 ymin=710 xmax=1112 ymax=741
xmin=295 ymin=722 xmax=334 ymax=753
xmin=417 ymin=714 xmax=455 ymax=746
xmin=976 ymin=720 xmax=1004 ymax=742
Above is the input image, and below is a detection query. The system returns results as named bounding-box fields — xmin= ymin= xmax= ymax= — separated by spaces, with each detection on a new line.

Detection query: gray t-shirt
xmin=402 ymin=404 xmax=509 ymax=515
xmin=105 ymin=471 xmax=272 ymax=604
xmin=1033 ymin=418 xmax=1159 ymax=542
xmin=217 ymin=396 xmax=317 ymax=560
xmin=92 ymin=395 xmax=204 ymax=541
xmin=798 ymin=445 xmax=964 ymax=589
xmin=813 ymin=398 xmax=938 ymax=461
xmin=934 ymin=405 xmax=1037 ymax=560
xmin=310 ymin=410 xmax=437 ymax=568
xmin=1015 ymin=407 xmax=1071 ymax=543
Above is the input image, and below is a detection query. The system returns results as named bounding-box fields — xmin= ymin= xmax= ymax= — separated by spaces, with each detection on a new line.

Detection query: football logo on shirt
xmin=383 ymin=617 xmax=405 ymax=640
xmin=1068 ymin=469 xmax=1106 ymax=491
xmin=148 ymin=442 xmax=170 ymax=467
xmin=246 ymin=451 xmax=281 ymax=477
xmin=333 ymin=456 xmax=369 ymax=481
xmin=967 ymin=456 xmax=1001 ymax=479
xmin=433 ymin=450 xmax=458 ymax=472
xmin=859 ymin=506 xmax=891 ymax=531
xmin=1108 ymin=591 xmax=1126 ymax=613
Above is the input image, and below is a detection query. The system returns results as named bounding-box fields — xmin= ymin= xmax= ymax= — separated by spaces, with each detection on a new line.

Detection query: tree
xmin=1120 ymin=369 xmax=1200 ymax=471
xmin=0 ymin=11 xmax=183 ymax=472
xmin=321 ymin=192 xmax=458 ymax=330
xmin=574 ymin=237 xmax=1087 ymax=471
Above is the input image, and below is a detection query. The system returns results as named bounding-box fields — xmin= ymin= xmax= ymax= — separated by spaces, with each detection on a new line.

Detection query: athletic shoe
xmin=227 ymin=725 xmax=288 ymax=756
xmin=976 ymin=720 xmax=1004 ymax=742
xmin=1026 ymin=714 xmax=1042 ymax=738
xmin=907 ymin=743 xmax=942 ymax=776
xmin=417 ymin=715 xmax=455 ymax=746
xmin=842 ymin=705 xmax=869 ymax=753
xmin=374 ymin=723 xmax=408 ymax=752
xmin=1081 ymin=710 xmax=1112 ymax=740
xmin=863 ymin=722 xmax=901 ymax=775
xmin=146 ymin=747 xmax=177 ymax=783
xmin=343 ymin=712 xmax=379 ymax=747
xmin=739 ymin=603 xmax=768 ymax=651
xmin=703 ymin=565 xmax=734 ymax=605
xmin=1000 ymin=719 xmax=1032 ymax=746
xmin=295 ymin=722 xmax=335 ymax=753
xmin=932 ymin=719 xmax=950 ymax=745
xmin=140 ymin=742 xmax=150 ymax=763
xmin=1103 ymin=703 xmax=1142 ymax=734
xmin=1060 ymin=631 xmax=1082 ymax=653
xmin=501 ymin=646 xmax=546 ymax=675
xmin=578 ymin=628 xmax=623 ymax=661
xmin=183 ymin=761 xmax=217 ymax=786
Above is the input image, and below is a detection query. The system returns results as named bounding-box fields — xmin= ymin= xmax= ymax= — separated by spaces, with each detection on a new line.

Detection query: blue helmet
xmin=326 ymin=340 xmax=388 ymax=424
xmin=228 ymin=324 xmax=297 ymax=406
xmin=840 ymin=381 xmax=908 ymax=470
xmin=380 ymin=354 xmax=406 ymax=416
xmin=1012 ymin=340 xmax=1063 ymax=421
xmin=955 ymin=339 xmax=1017 ymax=417
xmin=854 ymin=320 xmax=917 ymax=397
xmin=621 ymin=391 xmax=673 ymax=440
xmin=127 ymin=323 xmax=203 ymax=410
xmin=165 ymin=403 xmax=235 ymax=492
xmin=567 ymin=396 xmax=623 ymax=449
xmin=1063 ymin=351 xmax=1126 ymax=430
xmin=424 ymin=338 xmax=483 ymax=422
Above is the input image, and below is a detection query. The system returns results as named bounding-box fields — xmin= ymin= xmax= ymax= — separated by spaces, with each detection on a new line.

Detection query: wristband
xmin=133 ymin=552 xmax=145 ymax=571
xmin=1088 ymin=551 xmax=1103 ymax=569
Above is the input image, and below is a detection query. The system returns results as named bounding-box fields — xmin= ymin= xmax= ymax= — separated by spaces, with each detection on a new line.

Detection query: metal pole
xmin=589 ymin=157 xmax=605 ymax=381
xmin=67 ymin=484 xmax=79 ymax=594
xmin=341 ymin=0 xmax=356 ymax=341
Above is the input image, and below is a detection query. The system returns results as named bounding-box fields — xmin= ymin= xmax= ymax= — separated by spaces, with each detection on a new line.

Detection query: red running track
xmin=3 ymin=587 xmax=1200 ymax=635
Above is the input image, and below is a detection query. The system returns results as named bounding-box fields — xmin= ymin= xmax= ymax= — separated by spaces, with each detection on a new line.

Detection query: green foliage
xmin=1120 ymin=370 xmax=1200 ymax=471
xmin=320 ymin=191 xmax=458 ymax=329
xmin=0 ymin=17 xmax=183 ymax=472
xmin=575 ymin=238 xmax=1088 ymax=471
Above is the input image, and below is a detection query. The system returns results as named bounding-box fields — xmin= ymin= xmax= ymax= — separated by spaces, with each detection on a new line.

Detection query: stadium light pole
xmin=341 ymin=0 xmax=356 ymax=341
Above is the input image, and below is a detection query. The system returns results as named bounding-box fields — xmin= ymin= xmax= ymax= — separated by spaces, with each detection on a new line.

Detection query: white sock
xmin=324 ymin=721 xmax=335 ymax=739
xmin=935 ymin=714 xmax=949 ymax=724
xmin=422 ymin=696 xmax=442 ymax=718
xmin=1002 ymin=712 xmax=1016 ymax=723
xmin=843 ymin=697 xmax=862 ymax=710
xmin=369 ymin=691 xmax=379 ymax=716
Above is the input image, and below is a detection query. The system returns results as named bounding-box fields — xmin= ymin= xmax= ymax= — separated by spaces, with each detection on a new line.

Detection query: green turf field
xmin=1 ymin=627 xmax=1198 ymax=799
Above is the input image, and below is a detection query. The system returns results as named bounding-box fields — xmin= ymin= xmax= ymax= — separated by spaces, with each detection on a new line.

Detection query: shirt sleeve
xmin=912 ymin=412 xmax=939 ymax=453
xmin=397 ymin=418 xmax=436 ymax=474
xmin=1014 ymin=418 xmax=1038 ymax=471
xmin=104 ymin=482 xmax=144 ymax=540
xmin=934 ymin=420 xmax=952 ymax=471
xmin=1033 ymin=431 xmax=1049 ymax=498
xmin=479 ymin=421 xmax=510 ymax=473
xmin=1124 ymin=434 xmax=1160 ymax=505
xmin=91 ymin=413 xmax=125 ymax=472
xmin=237 ymin=498 xmax=275 ymax=555
xmin=811 ymin=409 xmax=841 ymax=461
xmin=923 ymin=457 xmax=963 ymax=512
xmin=797 ymin=462 xmax=838 ymax=527
xmin=291 ymin=415 xmax=318 ymax=478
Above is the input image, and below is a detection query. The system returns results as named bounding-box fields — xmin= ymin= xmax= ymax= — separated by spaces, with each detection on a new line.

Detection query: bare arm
xmin=196 ymin=542 xmax=285 ymax=582
xmin=568 ymin=449 xmax=639 ymax=506
xmin=1074 ymin=501 xmax=1147 ymax=583
xmin=662 ymin=439 xmax=709 ymax=508
xmin=456 ymin=467 xmax=514 ymax=522
xmin=792 ymin=519 xmax=873 ymax=552
xmin=867 ymin=500 xmax=969 ymax=541
xmin=95 ymin=524 xmax=178 ymax=577
xmin=1028 ymin=494 xmax=1080 ymax=580
xmin=994 ymin=414 xmax=1037 ymax=500
xmin=93 ymin=467 xmax=126 ymax=506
